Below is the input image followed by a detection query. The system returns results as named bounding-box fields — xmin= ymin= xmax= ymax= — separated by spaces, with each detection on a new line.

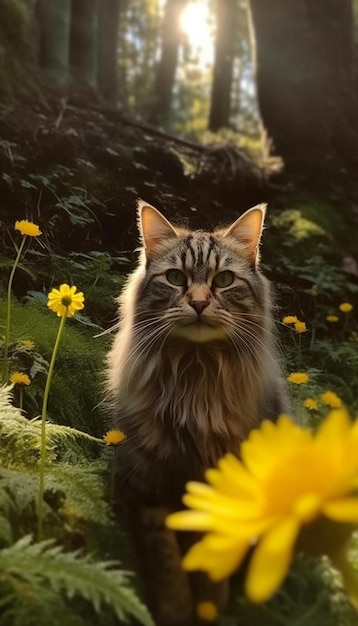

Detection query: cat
xmin=106 ymin=200 xmax=289 ymax=626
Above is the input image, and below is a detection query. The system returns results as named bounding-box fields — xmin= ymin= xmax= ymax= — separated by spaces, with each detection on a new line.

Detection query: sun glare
xmin=180 ymin=1 xmax=214 ymax=66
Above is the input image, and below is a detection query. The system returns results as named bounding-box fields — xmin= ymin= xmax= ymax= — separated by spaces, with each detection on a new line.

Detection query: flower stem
xmin=2 ymin=236 xmax=27 ymax=383
xmin=19 ymin=387 xmax=23 ymax=411
xmin=37 ymin=311 xmax=67 ymax=541
xmin=297 ymin=333 xmax=302 ymax=368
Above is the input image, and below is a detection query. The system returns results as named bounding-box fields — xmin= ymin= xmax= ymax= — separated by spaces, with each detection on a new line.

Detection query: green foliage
xmin=0 ymin=298 xmax=109 ymax=434
xmin=0 ymin=536 xmax=153 ymax=626
xmin=279 ymin=254 xmax=357 ymax=298
xmin=223 ymin=556 xmax=357 ymax=626
xmin=0 ymin=384 xmax=107 ymax=531
xmin=26 ymin=166 xmax=105 ymax=229
xmin=0 ymin=386 xmax=152 ymax=626
xmin=266 ymin=196 xmax=358 ymax=416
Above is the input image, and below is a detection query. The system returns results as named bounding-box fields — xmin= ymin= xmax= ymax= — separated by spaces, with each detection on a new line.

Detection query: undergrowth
xmin=0 ymin=385 xmax=153 ymax=626
xmin=0 ymin=150 xmax=357 ymax=625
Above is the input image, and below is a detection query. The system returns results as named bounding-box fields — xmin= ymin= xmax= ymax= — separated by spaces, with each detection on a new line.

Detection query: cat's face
xmin=134 ymin=201 xmax=269 ymax=344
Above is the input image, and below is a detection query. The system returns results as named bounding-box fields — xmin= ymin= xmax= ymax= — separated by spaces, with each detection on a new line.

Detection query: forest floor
xmin=0 ymin=92 xmax=278 ymax=251
xmin=1 ymin=94 xmax=358 ymax=626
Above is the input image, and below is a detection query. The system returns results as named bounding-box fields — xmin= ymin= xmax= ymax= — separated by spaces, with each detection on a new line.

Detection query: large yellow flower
xmin=167 ymin=410 xmax=358 ymax=604
xmin=15 ymin=220 xmax=42 ymax=237
xmin=47 ymin=284 xmax=84 ymax=318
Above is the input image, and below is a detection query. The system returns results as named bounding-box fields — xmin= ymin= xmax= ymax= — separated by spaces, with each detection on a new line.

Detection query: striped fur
xmin=106 ymin=201 xmax=289 ymax=507
xmin=106 ymin=202 xmax=289 ymax=624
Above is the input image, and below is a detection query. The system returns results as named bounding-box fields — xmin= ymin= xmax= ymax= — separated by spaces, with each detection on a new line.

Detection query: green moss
xmin=272 ymin=208 xmax=326 ymax=241
xmin=0 ymin=298 xmax=109 ymax=436
xmin=272 ymin=195 xmax=357 ymax=251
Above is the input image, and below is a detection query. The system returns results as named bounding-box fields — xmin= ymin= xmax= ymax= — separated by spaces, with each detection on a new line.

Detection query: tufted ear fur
xmin=224 ymin=204 xmax=266 ymax=264
xmin=137 ymin=200 xmax=178 ymax=259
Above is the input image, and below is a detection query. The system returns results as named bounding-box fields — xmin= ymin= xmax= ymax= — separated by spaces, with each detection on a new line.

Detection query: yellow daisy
xmin=304 ymin=398 xmax=318 ymax=411
xmin=321 ymin=391 xmax=342 ymax=408
xmin=282 ymin=316 xmax=298 ymax=324
xmin=339 ymin=303 xmax=353 ymax=313
xmin=10 ymin=372 xmax=31 ymax=385
xmin=103 ymin=429 xmax=127 ymax=445
xmin=294 ymin=321 xmax=307 ymax=333
xmin=15 ymin=220 xmax=42 ymax=237
xmin=287 ymin=372 xmax=309 ymax=385
xmin=47 ymin=284 xmax=84 ymax=318
xmin=326 ymin=315 xmax=339 ymax=323
xmin=167 ymin=410 xmax=358 ymax=604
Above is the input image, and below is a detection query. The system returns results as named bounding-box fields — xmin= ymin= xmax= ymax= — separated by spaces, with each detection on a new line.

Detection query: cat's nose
xmin=189 ymin=300 xmax=209 ymax=315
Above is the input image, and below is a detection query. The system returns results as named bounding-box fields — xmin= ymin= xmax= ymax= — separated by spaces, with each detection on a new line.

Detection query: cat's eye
xmin=212 ymin=271 xmax=235 ymax=288
xmin=166 ymin=269 xmax=187 ymax=286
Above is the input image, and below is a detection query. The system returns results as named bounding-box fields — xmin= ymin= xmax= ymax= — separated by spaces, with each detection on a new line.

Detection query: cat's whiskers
xmin=125 ymin=321 xmax=173 ymax=373
xmin=235 ymin=316 xmax=284 ymax=357
xmin=93 ymin=320 xmax=120 ymax=338
xmin=220 ymin=311 xmax=275 ymax=360
xmin=226 ymin=327 xmax=261 ymax=366
xmin=232 ymin=324 xmax=277 ymax=363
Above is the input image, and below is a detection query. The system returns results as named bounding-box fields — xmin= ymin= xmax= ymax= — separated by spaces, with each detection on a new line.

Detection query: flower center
xmin=61 ymin=296 xmax=72 ymax=307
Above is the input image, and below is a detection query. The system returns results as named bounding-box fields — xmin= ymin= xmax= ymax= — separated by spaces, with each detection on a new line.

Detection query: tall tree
xmin=97 ymin=0 xmax=124 ymax=100
xmin=70 ymin=0 xmax=98 ymax=88
xmin=249 ymin=0 xmax=357 ymax=171
xmin=37 ymin=0 xmax=72 ymax=84
xmin=208 ymin=0 xmax=237 ymax=132
xmin=149 ymin=0 xmax=188 ymax=126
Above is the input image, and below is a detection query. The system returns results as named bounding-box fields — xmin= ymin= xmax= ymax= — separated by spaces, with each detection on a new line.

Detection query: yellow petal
xmin=241 ymin=418 xmax=310 ymax=480
xmin=186 ymin=481 xmax=213 ymax=496
xmin=166 ymin=510 xmax=212 ymax=531
xmin=322 ymin=498 xmax=358 ymax=522
xmin=245 ymin=517 xmax=299 ymax=603
xmin=183 ymin=534 xmax=250 ymax=580
xmin=183 ymin=490 xmax=257 ymax=519
xmin=208 ymin=454 xmax=261 ymax=498
xmin=48 ymin=289 xmax=61 ymax=299
xmin=293 ymin=494 xmax=321 ymax=522
xmin=316 ymin=409 xmax=351 ymax=448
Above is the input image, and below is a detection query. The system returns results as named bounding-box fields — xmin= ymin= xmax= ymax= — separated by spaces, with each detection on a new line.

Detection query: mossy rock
xmin=1 ymin=298 xmax=110 ymax=436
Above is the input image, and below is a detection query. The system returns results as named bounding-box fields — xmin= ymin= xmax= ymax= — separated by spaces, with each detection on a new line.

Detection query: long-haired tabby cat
xmin=106 ymin=200 xmax=289 ymax=626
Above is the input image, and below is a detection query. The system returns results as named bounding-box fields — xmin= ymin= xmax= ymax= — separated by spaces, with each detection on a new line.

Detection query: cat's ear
xmin=137 ymin=200 xmax=178 ymax=259
xmin=224 ymin=204 xmax=266 ymax=264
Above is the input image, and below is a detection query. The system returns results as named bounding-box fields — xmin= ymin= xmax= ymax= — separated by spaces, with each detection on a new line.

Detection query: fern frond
xmin=0 ymin=485 xmax=15 ymax=545
xmin=0 ymin=460 xmax=110 ymax=528
xmin=0 ymin=512 xmax=12 ymax=546
xmin=0 ymin=385 xmax=103 ymax=468
xmin=0 ymin=536 xmax=154 ymax=626
xmin=45 ymin=422 xmax=104 ymax=446
xmin=46 ymin=462 xmax=110 ymax=525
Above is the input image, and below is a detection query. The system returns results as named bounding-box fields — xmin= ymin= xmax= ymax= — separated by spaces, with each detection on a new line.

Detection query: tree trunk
xmin=97 ymin=0 xmax=122 ymax=101
xmin=208 ymin=0 xmax=237 ymax=132
xmin=149 ymin=0 xmax=188 ymax=126
xmin=70 ymin=0 xmax=98 ymax=88
xmin=37 ymin=0 xmax=72 ymax=85
xmin=249 ymin=0 xmax=356 ymax=170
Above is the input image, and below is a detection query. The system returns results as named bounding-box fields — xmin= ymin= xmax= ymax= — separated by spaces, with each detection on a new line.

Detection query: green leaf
xmin=0 ymin=536 xmax=154 ymax=626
